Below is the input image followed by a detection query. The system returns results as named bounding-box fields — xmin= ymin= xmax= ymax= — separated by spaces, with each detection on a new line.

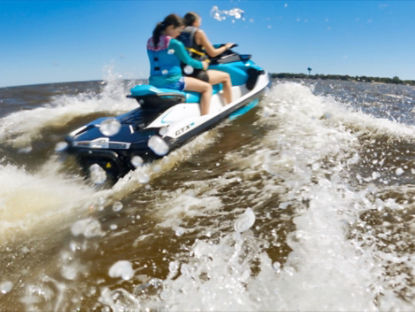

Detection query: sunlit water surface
xmin=0 ymin=76 xmax=415 ymax=311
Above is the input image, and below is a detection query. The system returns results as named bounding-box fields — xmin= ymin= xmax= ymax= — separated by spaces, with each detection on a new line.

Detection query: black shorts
xmin=186 ymin=68 xmax=210 ymax=83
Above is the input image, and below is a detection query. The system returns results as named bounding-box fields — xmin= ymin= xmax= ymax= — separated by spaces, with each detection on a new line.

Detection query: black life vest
xmin=177 ymin=26 xmax=207 ymax=61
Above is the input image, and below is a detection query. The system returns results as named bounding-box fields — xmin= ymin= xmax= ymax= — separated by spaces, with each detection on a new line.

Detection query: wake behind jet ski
xmin=64 ymin=45 xmax=270 ymax=182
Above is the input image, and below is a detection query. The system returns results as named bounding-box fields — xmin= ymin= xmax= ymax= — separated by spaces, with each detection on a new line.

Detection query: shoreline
xmin=271 ymin=73 xmax=415 ymax=86
xmin=1 ymin=74 xmax=415 ymax=90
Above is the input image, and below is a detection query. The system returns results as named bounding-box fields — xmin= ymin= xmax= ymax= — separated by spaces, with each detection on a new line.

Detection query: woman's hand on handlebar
xmin=224 ymin=43 xmax=235 ymax=50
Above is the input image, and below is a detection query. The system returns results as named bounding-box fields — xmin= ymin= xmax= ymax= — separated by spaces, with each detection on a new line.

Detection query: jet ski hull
xmin=64 ymin=51 xmax=270 ymax=181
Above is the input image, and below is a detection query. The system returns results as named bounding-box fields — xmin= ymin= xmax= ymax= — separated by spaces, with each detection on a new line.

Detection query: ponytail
xmin=152 ymin=14 xmax=184 ymax=48
xmin=152 ymin=22 xmax=165 ymax=48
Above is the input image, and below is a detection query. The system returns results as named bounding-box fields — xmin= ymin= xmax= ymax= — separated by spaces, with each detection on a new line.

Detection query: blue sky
xmin=1 ymin=0 xmax=414 ymax=87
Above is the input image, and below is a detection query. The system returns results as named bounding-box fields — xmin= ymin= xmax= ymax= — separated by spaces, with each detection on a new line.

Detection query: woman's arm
xmin=195 ymin=30 xmax=233 ymax=57
xmin=169 ymin=38 xmax=204 ymax=69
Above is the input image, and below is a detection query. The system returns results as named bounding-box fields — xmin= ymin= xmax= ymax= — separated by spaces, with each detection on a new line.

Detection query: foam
xmin=0 ymin=163 xmax=96 ymax=241
xmin=136 ymin=82 xmax=415 ymax=310
xmin=0 ymin=69 xmax=136 ymax=148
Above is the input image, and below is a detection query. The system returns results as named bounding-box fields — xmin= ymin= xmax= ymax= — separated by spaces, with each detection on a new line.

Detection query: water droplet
xmin=272 ymin=261 xmax=281 ymax=272
xmin=61 ymin=265 xmax=78 ymax=280
xmin=175 ymin=227 xmax=185 ymax=236
xmin=322 ymin=112 xmax=332 ymax=119
xmin=69 ymin=241 xmax=81 ymax=252
xmin=0 ymin=281 xmax=13 ymax=294
xmin=55 ymin=141 xmax=68 ymax=152
xmin=234 ymin=208 xmax=255 ymax=232
xmin=137 ymin=172 xmax=150 ymax=184
xmin=60 ymin=250 xmax=73 ymax=262
xmin=311 ymin=163 xmax=320 ymax=170
xmin=210 ymin=6 xmax=225 ymax=21
xmin=110 ymin=224 xmax=118 ymax=230
xmin=168 ymin=261 xmax=179 ymax=278
xmin=210 ymin=5 xmax=244 ymax=21
xmin=148 ymin=135 xmax=169 ymax=156
xmin=71 ymin=218 xmax=104 ymax=238
xmin=112 ymin=201 xmax=123 ymax=212
xmin=153 ymin=164 xmax=161 ymax=172
xmin=159 ymin=126 xmax=169 ymax=136
xmin=184 ymin=65 xmax=194 ymax=74
xmin=109 ymin=260 xmax=134 ymax=280
xmin=161 ymin=69 xmax=168 ymax=75
xmin=18 ymin=146 xmax=32 ymax=154
xmin=149 ymin=278 xmax=162 ymax=288
xmin=97 ymin=196 xmax=106 ymax=206
xmin=89 ymin=164 xmax=107 ymax=185
xmin=99 ymin=118 xmax=121 ymax=136
xmin=131 ymin=155 xmax=144 ymax=168
xmin=279 ymin=202 xmax=290 ymax=210
xmin=284 ymin=266 xmax=295 ymax=276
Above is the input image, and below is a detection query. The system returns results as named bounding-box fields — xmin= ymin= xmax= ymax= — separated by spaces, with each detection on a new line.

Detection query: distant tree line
xmin=271 ymin=73 xmax=415 ymax=86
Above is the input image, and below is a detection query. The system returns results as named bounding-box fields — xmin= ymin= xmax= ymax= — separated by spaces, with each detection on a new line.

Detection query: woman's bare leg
xmin=184 ymin=77 xmax=212 ymax=115
xmin=207 ymin=70 xmax=232 ymax=104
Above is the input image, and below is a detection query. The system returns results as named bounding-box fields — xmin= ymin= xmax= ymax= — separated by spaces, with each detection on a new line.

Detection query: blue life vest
xmin=147 ymin=35 xmax=182 ymax=87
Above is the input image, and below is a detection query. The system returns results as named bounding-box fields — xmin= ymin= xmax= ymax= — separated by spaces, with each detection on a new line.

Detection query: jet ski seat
xmin=129 ymin=84 xmax=222 ymax=109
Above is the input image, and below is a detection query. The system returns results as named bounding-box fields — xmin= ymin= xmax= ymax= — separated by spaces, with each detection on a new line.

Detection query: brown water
xmin=1 ymin=77 xmax=415 ymax=311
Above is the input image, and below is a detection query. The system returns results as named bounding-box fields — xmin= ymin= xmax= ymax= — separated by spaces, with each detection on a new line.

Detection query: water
xmin=1 ymin=75 xmax=415 ymax=311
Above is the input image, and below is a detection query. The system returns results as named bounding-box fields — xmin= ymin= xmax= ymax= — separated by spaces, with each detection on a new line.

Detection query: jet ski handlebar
xmin=215 ymin=43 xmax=238 ymax=50
xmin=209 ymin=43 xmax=252 ymax=65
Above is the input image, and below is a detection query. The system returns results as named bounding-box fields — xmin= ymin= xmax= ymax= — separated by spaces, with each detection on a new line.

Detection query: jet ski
xmin=64 ymin=45 xmax=270 ymax=181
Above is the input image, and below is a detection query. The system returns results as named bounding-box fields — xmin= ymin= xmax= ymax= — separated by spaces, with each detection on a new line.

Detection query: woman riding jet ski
xmin=64 ymin=14 xmax=270 ymax=182
xmin=178 ymin=12 xmax=234 ymax=97
xmin=178 ymin=12 xmax=234 ymax=105
xmin=147 ymin=14 xmax=214 ymax=115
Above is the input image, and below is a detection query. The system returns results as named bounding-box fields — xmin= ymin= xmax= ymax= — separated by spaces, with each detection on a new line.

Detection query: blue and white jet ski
xmin=65 ymin=46 xmax=270 ymax=180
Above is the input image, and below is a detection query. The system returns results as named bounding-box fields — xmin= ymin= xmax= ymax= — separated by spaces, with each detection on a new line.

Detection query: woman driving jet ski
xmin=147 ymin=14 xmax=212 ymax=115
xmin=178 ymin=11 xmax=233 ymax=105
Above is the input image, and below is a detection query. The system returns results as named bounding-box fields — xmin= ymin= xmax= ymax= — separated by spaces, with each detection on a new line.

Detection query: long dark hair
xmin=183 ymin=12 xmax=199 ymax=26
xmin=152 ymin=14 xmax=183 ymax=47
